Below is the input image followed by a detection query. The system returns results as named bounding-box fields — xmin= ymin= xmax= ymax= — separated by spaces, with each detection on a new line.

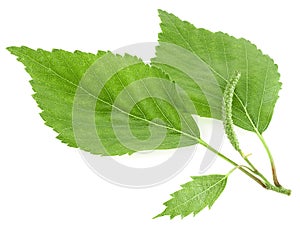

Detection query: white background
xmin=1 ymin=0 xmax=300 ymax=227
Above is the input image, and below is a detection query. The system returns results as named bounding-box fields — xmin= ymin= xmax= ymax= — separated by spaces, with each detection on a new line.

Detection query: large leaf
xmin=8 ymin=46 xmax=200 ymax=155
xmin=154 ymin=175 xmax=227 ymax=219
xmin=152 ymin=10 xmax=281 ymax=133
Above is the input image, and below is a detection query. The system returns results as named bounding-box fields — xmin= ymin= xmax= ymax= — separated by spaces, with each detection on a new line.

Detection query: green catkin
xmin=223 ymin=72 xmax=244 ymax=156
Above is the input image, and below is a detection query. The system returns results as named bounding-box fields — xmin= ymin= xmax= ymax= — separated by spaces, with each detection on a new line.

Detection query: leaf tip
xmin=6 ymin=46 xmax=18 ymax=54
xmin=6 ymin=46 xmax=34 ymax=57
xmin=152 ymin=212 xmax=164 ymax=219
xmin=157 ymin=9 xmax=167 ymax=16
xmin=157 ymin=9 xmax=174 ymax=20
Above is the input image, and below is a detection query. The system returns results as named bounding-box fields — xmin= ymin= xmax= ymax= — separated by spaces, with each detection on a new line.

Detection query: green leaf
xmin=154 ymin=175 xmax=227 ymax=219
xmin=8 ymin=46 xmax=200 ymax=155
xmin=153 ymin=10 xmax=281 ymax=133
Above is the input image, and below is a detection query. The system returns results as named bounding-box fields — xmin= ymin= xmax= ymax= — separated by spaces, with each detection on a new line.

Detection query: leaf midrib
xmin=165 ymin=176 xmax=226 ymax=214
xmin=163 ymin=13 xmax=264 ymax=133
xmin=18 ymin=50 xmax=200 ymax=143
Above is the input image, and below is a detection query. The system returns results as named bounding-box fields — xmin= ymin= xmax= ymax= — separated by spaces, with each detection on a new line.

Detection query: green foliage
xmin=8 ymin=46 xmax=104 ymax=148
xmin=153 ymin=10 xmax=281 ymax=133
xmin=7 ymin=9 xmax=291 ymax=221
xmin=154 ymin=175 xmax=227 ymax=219
xmin=7 ymin=47 xmax=200 ymax=155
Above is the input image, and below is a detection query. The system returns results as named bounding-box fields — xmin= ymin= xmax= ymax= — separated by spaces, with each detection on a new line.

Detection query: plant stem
xmin=240 ymin=152 xmax=270 ymax=185
xmin=242 ymin=108 xmax=282 ymax=187
xmin=198 ymin=139 xmax=266 ymax=188
xmin=197 ymin=138 xmax=291 ymax=195
xmin=243 ymin=156 xmax=257 ymax=172
xmin=255 ymin=131 xmax=281 ymax=187
xmin=265 ymin=183 xmax=291 ymax=195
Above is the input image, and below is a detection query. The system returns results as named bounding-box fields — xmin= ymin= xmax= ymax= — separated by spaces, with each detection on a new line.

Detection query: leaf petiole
xmin=242 ymin=108 xmax=282 ymax=187
xmin=198 ymin=139 xmax=267 ymax=189
xmin=197 ymin=138 xmax=291 ymax=195
xmin=255 ymin=131 xmax=281 ymax=187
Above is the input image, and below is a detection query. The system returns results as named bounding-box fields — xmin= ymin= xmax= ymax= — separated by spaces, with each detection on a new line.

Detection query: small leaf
xmin=154 ymin=175 xmax=227 ymax=219
xmin=7 ymin=46 xmax=200 ymax=155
